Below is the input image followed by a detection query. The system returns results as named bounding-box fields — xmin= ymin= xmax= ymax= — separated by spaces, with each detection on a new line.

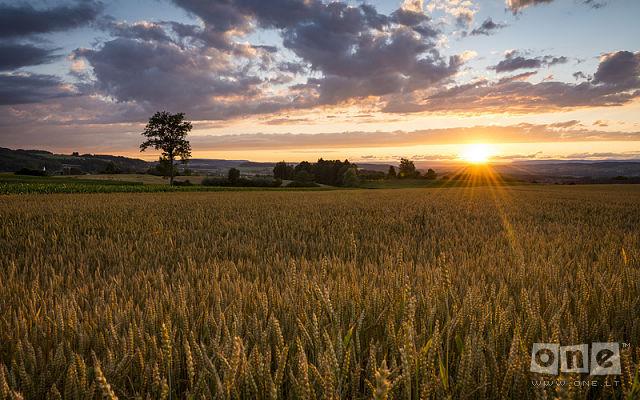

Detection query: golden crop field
xmin=1 ymin=185 xmax=639 ymax=399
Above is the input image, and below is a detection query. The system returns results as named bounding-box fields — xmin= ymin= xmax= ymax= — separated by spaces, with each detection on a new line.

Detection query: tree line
xmin=139 ymin=111 xmax=436 ymax=187
xmin=273 ymin=159 xmax=359 ymax=187
xmin=274 ymin=157 xmax=437 ymax=186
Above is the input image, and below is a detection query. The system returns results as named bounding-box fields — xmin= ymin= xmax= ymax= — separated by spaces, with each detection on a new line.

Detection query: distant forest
xmin=0 ymin=147 xmax=148 ymax=174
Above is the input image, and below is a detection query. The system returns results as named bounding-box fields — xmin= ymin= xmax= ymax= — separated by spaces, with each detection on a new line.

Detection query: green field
xmin=0 ymin=172 xmax=526 ymax=194
xmin=50 ymin=174 xmax=209 ymax=185
xmin=1 ymin=185 xmax=639 ymax=399
xmin=0 ymin=174 xmax=328 ymax=194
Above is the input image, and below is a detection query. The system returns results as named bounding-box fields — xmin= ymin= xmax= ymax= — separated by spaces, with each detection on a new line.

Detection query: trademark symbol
xmin=622 ymin=343 xmax=631 ymax=349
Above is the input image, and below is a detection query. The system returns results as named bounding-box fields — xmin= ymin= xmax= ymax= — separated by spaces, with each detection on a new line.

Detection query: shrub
xmin=202 ymin=176 xmax=282 ymax=187
xmin=15 ymin=168 xmax=48 ymax=176
xmin=286 ymin=180 xmax=320 ymax=187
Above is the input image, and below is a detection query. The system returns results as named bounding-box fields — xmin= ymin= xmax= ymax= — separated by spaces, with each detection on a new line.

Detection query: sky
xmin=0 ymin=0 xmax=639 ymax=163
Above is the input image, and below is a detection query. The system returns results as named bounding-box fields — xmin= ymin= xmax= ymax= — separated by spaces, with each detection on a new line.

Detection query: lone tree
xmin=424 ymin=168 xmax=437 ymax=180
xmin=140 ymin=111 xmax=192 ymax=185
xmin=388 ymin=165 xmax=397 ymax=179
xmin=228 ymin=167 xmax=241 ymax=184
xmin=398 ymin=158 xmax=418 ymax=178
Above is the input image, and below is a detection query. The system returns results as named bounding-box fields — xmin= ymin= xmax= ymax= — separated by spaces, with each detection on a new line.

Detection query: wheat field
xmin=1 ymin=185 xmax=639 ymax=399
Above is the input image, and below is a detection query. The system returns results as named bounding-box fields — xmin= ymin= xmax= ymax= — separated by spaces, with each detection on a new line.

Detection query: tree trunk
xmin=169 ymin=154 xmax=174 ymax=186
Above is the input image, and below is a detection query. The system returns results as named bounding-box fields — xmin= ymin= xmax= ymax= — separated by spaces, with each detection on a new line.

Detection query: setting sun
xmin=460 ymin=143 xmax=495 ymax=164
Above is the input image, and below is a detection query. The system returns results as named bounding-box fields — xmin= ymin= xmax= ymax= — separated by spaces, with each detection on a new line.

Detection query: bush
xmin=173 ymin=179 xmax=193 ymax=186
xmin=228 ymin=168 xmax=241 ymax=184
xmin=200 ymin=177 xmax=227 ymax=186
xmin=15 ymin=168 xmax=47 ymax=176
xmin=341 ymin=167 xmax=359 ymax=187
xmin=286 ymin=180 xmax=320 ymax=187
xmin=359 ymin=169 xmax=386 ymax=180
xmin=202 ymin=177 xmax=282 ymax=187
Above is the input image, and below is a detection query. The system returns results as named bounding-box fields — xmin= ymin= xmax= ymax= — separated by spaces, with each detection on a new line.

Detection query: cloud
xmin=492 ymin=151 xmax=543 ymax=160
xmin=0 ymin=1 xmax=103 ymax=38
xmin=427 ymin=0 xmax=478 ymax=28
xmin=98 ymin=19 xmax=173 ymax=43
xmin=0 ymin=0 xmax=631 ymax=134
xmin=290 ymin=27 xmax=460 ymax=104
xmin=506 ymin=0 xmax=607 ymax=13
xmin=400 ymin=0 xmax=424 ymax=13
xmin=264 ymin=117 xmax=310 ymax=125
xmin=492 ymin=54 xmax=541 ymax=72
xmin=548 ymin=120 xmax=582 ymax=128
xmin=72 ymin=36 xmax=286 ymax=120
xmin=573 ymin=71 xmax=587 ymax=80
xmin=497 ymin=71 xmax=537 ymax=83
xmin=490 ymin=50 xmax=568 ymax=73
xmin=169 ymin=0 xmax=459 ymax=104
xmin=565 ymin=151 xmax=640 ymax=159
xmin=2 ymin=105 xmax=639 ymax=154
xmin=470 ymin=18 xmax=506 ymax=36
xmin=582 ymin=0 xmax=608 ymax=9
xmin=0 ymin=73 xmax=77 ymax=105
xmin=65 ymin=0 xmax=461 ymax=121
xmin=384 ymin=51 xmax=640 ymax=114
xmin=183 ymin=123 xmax=640 ymax=151
xmin=505 ymin=0 xmax=553 ymax=13
xmin=593 ymin=51 xmax=640 ymax=87
xmin=0 ymin=42 xmax=60 ymax=71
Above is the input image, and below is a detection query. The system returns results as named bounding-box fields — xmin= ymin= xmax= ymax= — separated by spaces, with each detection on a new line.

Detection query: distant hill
xmin=0 ymin=147 xmax=149 ymax=173
xmin=3 ymin=147 xmax=639 ymax=182
xmin=494 ymin=161 xmax=640 ymax=180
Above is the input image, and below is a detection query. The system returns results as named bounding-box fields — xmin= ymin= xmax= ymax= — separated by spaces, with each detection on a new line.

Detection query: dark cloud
xmin=573 ymin=71 xmax=587 ymax=80
xmin=282 ymin=4 xmax=456 ymax=102
xmin=384 ymin=51 xmax=640 ymax=114
xmin=454 ymin=11 xmax=474 ymax=29
xmin=490 ymin=50 xmax=568 ymax=73
xmin=497 ymin=71 xmax=537 ymax=83
xmin=61 ymin=0 xmax=460 ymax=122
xmin=390 ymin=79 xmax=638 ymax=114
xmin=288 ymin=27 xmax=458 ymax=103
xmin=0 ymin=73 xmax=76 ymax=105
xmin=98 ymin=19 xmax=173 ymax=43
xmin=169 ymin=0 xmax=457 ymax=104
xmin=592 ymin=51 xmax=640 ymax=87
xmin=0 ymin=1 xmax=103 ymax=38
xmin=470 ymin=18 xmax=507 ymax=36
xmin=506 ymin=0 xmax=552 ymax=13
xmin=582 ymin=0 xmax=608 ymax=9
xmin=506 ymin=0 xmax=607 ymax=12
xmin=0 ymin=42 xmax=59 ymax=70
xmin=493 ymin=55 xmax=542 ymax=72
xmin=73 ymin=37 xmax=267 ymax=118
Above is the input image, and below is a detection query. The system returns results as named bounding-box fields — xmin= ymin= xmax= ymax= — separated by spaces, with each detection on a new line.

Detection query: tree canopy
xmin=293 ymin=159 xmax=357 ymax=186
xmin=398 ymin=158 xmax=419 ymax=178
xmin=140 ymin=111 xmax=192 ymax=185
xmin=273 ymin=161 xmax=294 ymax=180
